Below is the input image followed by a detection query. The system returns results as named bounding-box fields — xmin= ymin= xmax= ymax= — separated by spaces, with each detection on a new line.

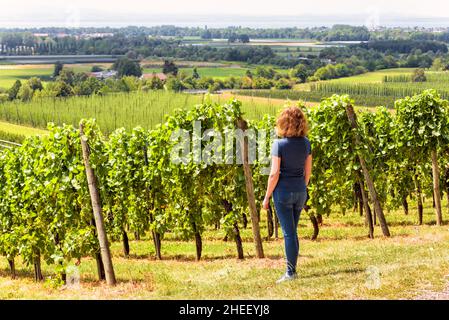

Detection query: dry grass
xmin=1 ymin=198 xmax=448 ymax=300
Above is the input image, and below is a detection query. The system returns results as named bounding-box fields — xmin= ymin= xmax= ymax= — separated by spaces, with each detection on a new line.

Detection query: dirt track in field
xmin=218 ymin=92 xmax=319 ymax=108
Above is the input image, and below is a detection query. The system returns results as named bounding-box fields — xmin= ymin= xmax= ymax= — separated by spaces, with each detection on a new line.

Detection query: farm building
xmin=89 ymin=70 xmax=118 ymax=80
xmin=81 ymin=33 xmax=115 ymax=39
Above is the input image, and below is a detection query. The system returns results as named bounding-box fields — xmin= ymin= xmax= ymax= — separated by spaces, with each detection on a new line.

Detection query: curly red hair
xmin=276 ymin=106 xmax=308 ymax=138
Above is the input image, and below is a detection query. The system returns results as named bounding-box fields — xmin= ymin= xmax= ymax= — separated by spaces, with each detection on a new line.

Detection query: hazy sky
xmin=1 ymin=0 xmax=449 ymax=27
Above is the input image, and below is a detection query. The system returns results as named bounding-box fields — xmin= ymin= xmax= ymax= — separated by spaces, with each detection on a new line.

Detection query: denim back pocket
xmin=273 ymin=189 xmax=293 ymax=204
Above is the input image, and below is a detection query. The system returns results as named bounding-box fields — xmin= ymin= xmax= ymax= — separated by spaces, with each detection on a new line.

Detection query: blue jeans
xmin=273 ymin=188 xmax=307 ymax=276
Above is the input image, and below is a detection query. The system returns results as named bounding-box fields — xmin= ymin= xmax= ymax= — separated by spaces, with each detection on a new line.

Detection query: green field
xmin=66 ymin=63 xmax=113 ymax=74
xmin=0 ymin=91 xmax=284 ymax=134
xmin=327 ymin=68 xmax=416 ymax=84
xmin=0 ymin=63 xmax=115 ymax=90
xmin=0 ymin=66 xmax=53 ymax=89
xmin=308 ymin=69 xmax=449 ymax=106
xmin=0 ymin=63 xmax=282 ymax=90
xmin=2 ymin=67 xmax=448 ymax=137
xmin=143 ymin=67 xmax=250 ymax=79
xmin=237 ymin=68 xmax=449 ymax=108
xmin=179 ymin=38 xmax=327 ymax=60
xmin=0 ymin=200 xmax=448 ymax=299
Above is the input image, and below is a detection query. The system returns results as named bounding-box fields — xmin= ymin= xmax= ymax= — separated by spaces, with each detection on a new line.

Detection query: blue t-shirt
xmin=271 ymin=137 xmax=311 ymax=192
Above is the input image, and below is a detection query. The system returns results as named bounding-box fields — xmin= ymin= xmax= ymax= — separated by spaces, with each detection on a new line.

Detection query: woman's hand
xmin=263 ymin=156 xmax=280 ymax=210
xmin=262 ymin=196 xmax=270 ymax=210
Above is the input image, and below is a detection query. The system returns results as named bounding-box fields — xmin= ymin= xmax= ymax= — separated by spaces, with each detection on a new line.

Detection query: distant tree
xmin=354 ymin=66 xmax=367 ymax=75
xmin=241 ymin=76 xmax=253 ymax=89
xmin=245 ymin=69 xmax=253 ymax=78
xmin=8 ymin=80 xmax=22 ymax=100
xmin=178 ymin=70 xmax=189 ymax=80
xmin=196 ymin=77 xmax=214 ymax=90
xmin=54 ymin=81 xmax=73 ymax=97
xmin=192 ymin=67 xmax=200 ymax=79
xmin=17 ymin=84 xmax=33 ymax=102
xmin=252 ymin=77 xmax=273 ymax=89
xmin=255 ymin=67 xmax=276 ymax=79
xmin=201 ymin=29 xmax=212 ymax=40
xmin=223 ymin=76 xmax=240 ymax=89
xmin=165 ymin=77 xmax=185 ymax=91
xmin=91 ymin=65 xmax=104 ymax=72
xmin=334 ymin=63 xmax=350 ymax=77
xmin=53 ymin=61 xmax=63 ymax=78
xmin=313 ymin=65 xmax=337 ymax=80
xmin=431 ymin=58 xmax=443 ymax=71
xmin=121 ymin=76 xmax=140 ymax=91
xmin=275 ymin=78 xmax=292 ymax=89
xmin=27 ymin=77 xmax=43 ymax=92
xmin=228 ymin=34 xmax=237 ymax=43
xmin=73 ymin=72 xmax=88 ymax=84
xmin=112 ymin=57 xmax=142 ymax=78
xmin=74 ymin=77 xmax=104 ymax=96
xmin=239 ymin=34 xmax=250 ymax=43
xmin=182 ymin=76 xmax=196 ymax=89
xmin=149 ymin=75 xmax=164 ymax=90
xmin=412 ymin=68 xmax=427 ymax=82
xmin=290 ymin=64 xmax=308 ymax=83
xmin=208 ymin=81 xmax=222 ymax=93
xmin=125 ymin=50 xmax=138 ymax=59
xmin=162 ymin=60 xmax=178 ymax=76
xmin=57 ymin=69 xmax=76 ymax=86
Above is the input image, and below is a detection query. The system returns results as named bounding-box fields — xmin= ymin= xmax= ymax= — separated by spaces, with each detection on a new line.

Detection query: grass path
xmin=0 ymin=120 xmax=48 ymax=137
xmin=0 ymin=199 xmax=448 ymax=299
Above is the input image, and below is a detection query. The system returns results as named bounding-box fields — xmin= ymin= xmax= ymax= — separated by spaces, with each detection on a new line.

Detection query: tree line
xmin=7 ymin=25 xmax=449 ymax=42
xmin=2 ymin=31 xmax=449 ymax=72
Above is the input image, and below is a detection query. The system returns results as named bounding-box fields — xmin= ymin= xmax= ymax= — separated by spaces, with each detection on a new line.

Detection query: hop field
xmin=0 ymin=91 xmax=285 ymax=134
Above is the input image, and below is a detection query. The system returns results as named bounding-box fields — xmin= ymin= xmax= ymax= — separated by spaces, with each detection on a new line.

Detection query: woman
xmin=262 ymin=106 xmax=312 ymax=284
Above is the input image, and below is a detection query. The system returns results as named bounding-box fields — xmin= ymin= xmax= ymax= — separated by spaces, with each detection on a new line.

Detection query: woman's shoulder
xmin=277 ymin=136 xmax=310 ymax=145
xmin=275 ymin=137 xmax=289 ymax=147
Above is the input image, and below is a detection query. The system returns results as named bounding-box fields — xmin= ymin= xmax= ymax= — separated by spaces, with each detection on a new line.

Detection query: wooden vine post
xmin=358 ymin=179 xmax=374 ymax=239
xmin=345 ymin=104 xmax=390 ymax=237
xmin=8 ymin=259 xmax=16 ymax=280
xmin=236 ymin=117 xmax=264 ymax=258
xmin=222 ymin=199 xmax=244 ymax=259
xmin=431 ymin=150 xmax=443 ymax=225
xmin=445 ymin=167 xmax=449 ymax=212
xmin=80 ymin=123 xmax=117 ymax=286
xmin=143 ymin=144 xmax=162 ymax=260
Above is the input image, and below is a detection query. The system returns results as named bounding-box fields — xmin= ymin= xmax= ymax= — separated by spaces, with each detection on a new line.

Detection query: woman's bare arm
xmin=304 ymin=154 xmax=312 ymax=186
xmin=263 ymin=156 xmax=281 ymax=209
